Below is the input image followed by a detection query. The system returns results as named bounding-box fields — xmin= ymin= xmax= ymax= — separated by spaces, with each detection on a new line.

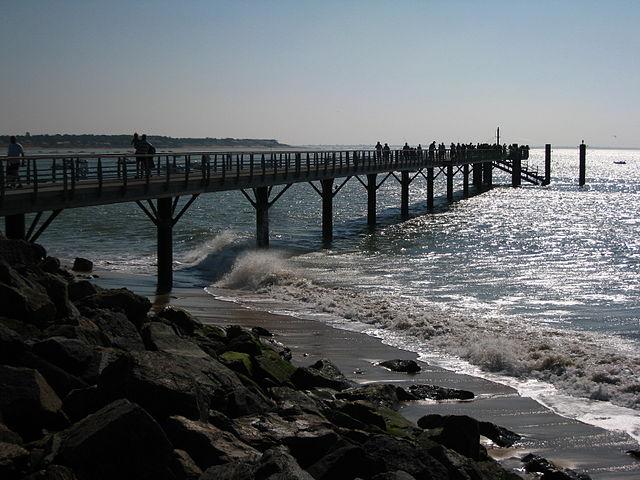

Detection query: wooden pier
xmin=0 ymin=145 xmax=548 ymax=292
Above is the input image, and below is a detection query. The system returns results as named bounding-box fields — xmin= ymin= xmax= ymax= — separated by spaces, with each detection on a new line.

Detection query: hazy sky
xmin=2 ymin=0 xmax=639 ymax=146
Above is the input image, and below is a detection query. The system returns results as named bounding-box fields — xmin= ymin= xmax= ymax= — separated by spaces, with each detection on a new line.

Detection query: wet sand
xmin=94 ymin=271 xmax=640 ymax=479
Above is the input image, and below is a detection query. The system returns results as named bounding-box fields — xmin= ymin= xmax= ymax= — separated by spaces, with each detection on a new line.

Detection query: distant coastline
xmin=0 ymin=134 xmax=287 ymax=149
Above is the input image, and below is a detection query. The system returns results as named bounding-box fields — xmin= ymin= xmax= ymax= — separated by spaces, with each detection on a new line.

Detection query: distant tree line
xmin=0 ymin=134 xmax=287 ymax=149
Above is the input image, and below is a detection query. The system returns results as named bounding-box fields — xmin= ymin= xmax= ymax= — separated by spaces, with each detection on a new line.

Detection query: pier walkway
xmin=0 ymin=146 xmax=549 ymax=291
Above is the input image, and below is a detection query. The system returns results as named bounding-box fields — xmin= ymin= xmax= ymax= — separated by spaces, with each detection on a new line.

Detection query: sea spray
xmin=179 ymin=230 xmax=241 ymax=266
xmin=215 ymin=250 xmax=301 ymax=291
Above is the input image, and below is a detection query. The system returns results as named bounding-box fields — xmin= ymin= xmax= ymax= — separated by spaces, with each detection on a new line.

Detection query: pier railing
xmin=0 ymin=147 xmax=502 ymax=204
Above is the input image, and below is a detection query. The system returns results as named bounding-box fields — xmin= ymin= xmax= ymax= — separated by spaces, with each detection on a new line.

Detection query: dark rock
xmin=91 ymin=309 xmax=145 ymax=351
xmin=170 ymin=449 xmax=202 ymax=480
xmin=628 ymin=449 xmax=640 ymax=460
xmin=156 ymin=306 xmax=202 ymax=336
xmin=62 ymin=386 xmax=108 ymax=423
xmin=33 ymin=337 xmax=95 ymax=377
xmin=220 ymin=351 xmax=254 ymax=376
xmin=233 ymin=411 xmax=338 ymax=466
xmin=0 ymin=261 xmax=56 ymax=326
xmin=40 ymin=256 xmax=61 ymax=273
xmin=98 ymin=351 xmax=273 ymax=421
xmin=478 ymin=421 xmax=521 ymax=447
xmin=224 ymin=331 xmax=262 ymax=356
xmin=371 ymin=472 xmax=417 ymax=480
xmin=307 ymin=444 xmax=381 ymax=480
xmin=417 ymin=414 xmax=445 ymax=429
xmin=72 ymin=258 xmax=93 ymax=273
xmin=0 ymin=237 xmax=44 ymax=267
xmin=292 ymin=358 xmax=354 ymax=391
xmin=0 ymin=324 xmax=26 ymax=362
xmin=36 ymin=272 xmax=78 ymax=321
xmin=0 ymin=365 xmax=67 ymax=440
xmin=0 ymin=442 xmax=30 ymax=480
xmin=362 ymin=434 xmax=449 ymax=479
xmin=0 ymin=317 xmax=42 ymax=341
xmin=254 ymin=347 xmax=296 ymax=385
xmin=24 ymin=464 xmax=78 ymax=480
xmin=0 ymin=424 xmax=23 ymax=445
xmin=43 ymin=318 xmax=108 ymax=347
xmin=438 ymin=415 xmax=480 ymax=460
xmin=140 ymin=322 xmax=208 ymax=358
xmin=379 ymin=359 xmax=421 ymax=374
xmin=336 ymin=384 xmax=404 ymax=409
xmin=67 ymin=281 xmax=98 ymax=302
xmin=163 ymin=415 xmax=259 ymax=469
xmin=408 ymin=384 xmax=474 ymax=401
xmin=52 ymin=399 xmax=173 ymax=480
xmin=76 ymin=288 xmax=151 ymax=328
xmin=522 ymin=454 xmax=591 ymax=480
xmin=268 ymin=386 xmax=322 ymax=416
xmin=251 ymin=326 xmax=272 ymax=337
xmin=200 ymin=446 xmax=314 ymax=480
xmin=337 ymin=402 xmax=387 ymax=431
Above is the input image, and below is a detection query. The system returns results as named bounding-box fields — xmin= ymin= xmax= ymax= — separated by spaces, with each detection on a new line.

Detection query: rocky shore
xmin=0 ymin=236 xmax=592 ymax=479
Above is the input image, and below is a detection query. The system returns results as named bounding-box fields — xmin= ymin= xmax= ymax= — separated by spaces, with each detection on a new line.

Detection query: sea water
xmin=35 ymin=147 xmax=640 ymax=441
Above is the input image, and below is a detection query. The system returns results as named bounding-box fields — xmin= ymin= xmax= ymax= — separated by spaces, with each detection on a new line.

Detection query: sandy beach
xmin=92 ymin=269 xmax=640 ymax=479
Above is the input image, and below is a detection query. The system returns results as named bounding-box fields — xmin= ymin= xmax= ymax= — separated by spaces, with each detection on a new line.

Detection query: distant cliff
xmin=0 ymin=134 xmax=287 ymax=149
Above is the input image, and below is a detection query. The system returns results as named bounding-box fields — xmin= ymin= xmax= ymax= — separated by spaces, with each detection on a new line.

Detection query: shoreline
xmin=92 ymin=267 xmax=640 ymax=479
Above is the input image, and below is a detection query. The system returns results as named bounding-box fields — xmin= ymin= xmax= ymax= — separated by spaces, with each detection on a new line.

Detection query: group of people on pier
xmin=131 ymin=133 xmax=156 ymax=176
xmin=374 ymin=141 xmax=529 ymax=162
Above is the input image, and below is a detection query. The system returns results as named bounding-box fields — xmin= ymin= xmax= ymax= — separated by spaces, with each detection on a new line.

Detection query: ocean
xmin=34 ymin=147 xmax=640 ymax=442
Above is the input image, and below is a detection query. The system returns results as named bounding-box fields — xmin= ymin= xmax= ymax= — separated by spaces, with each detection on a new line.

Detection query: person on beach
xmin=6 ymin=136 xmax=25 ymax=188
xmin=375 ymin=141 xmax=382 ymax=160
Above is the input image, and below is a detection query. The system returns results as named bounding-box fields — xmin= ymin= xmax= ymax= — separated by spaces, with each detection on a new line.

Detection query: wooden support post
xmin=579 ymin=141 xmax=586 ymax=187
xmin=544 ymin=144 xmax=551 ymax=186
xmin=255 ymin=186 xmax=269 ymax=248
xmin=367 ymin=173 xmax=377 ymax=226
xmin=512 ymin=146 xmax=521 ymax=188
xmin=472 ymin=162 xmax=483 ymax=187
xmin=321 ymin=178 xmax=334 ymax=244
xmin=483 ymin=161 xmax=493 ymax=188
xmin=5 ymin=214 xmax=26 ymax=239
xmin=426 ymin=167 xmax=434 ymax=211
xmin=400 ymin=171 xmax=410 ymax=218
xmin=446 ymin=165 xmax=454 ymax=201
xmin=462 ymin=164 xmax=469 ymax=198
xmin=157 ymin=197 xmax=173 ymax=293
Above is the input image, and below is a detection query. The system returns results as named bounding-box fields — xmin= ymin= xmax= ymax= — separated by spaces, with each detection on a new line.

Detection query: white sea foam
xmin=208 ymin=251 xmax=640 ymax=442
xmin=179 ymin=230 xmax=240 ymax=266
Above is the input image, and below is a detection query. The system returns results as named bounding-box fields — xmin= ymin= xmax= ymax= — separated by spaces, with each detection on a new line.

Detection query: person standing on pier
xmin=417 ymin=144 xmax=423 ymax=159
xmin=137 ymin=134 xmax=155 ymax=176
xmin=375 ymin=141 xmax=382 ymax=160
xmin=6 ymin=136 xmax=25 ymax=188
xmin=382 ymin=143 xmax=390 ymax=162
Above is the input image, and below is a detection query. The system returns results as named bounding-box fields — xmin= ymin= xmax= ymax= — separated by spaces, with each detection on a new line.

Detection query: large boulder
xmin=0 ymin=261 xmax=56 ymax=326
xmin=67 ymin=281 xmax=98 ymax=302
xmin=76 ymin=288 xmax=151 ymax=328
xmin=0 ymin=424 xmax=23 ymax=445
xmin=163 ymin=415 xmax=259 ymax=470
xmin=0 ymin=324 xmax=27 ymax=363
xmin=478 ymin=421 xmax=521 ymax=447
xmin=170 ymin=449 xmax=202 ymax=480
xmin=253 ymin=347 xmax=296 ymax=385
xmin=379 ymin=359 xmax=421 ymax=374
xmin=336 ymin=384 xmax=407 ymax=409
xmin=155 ymin=306 xmax=202 ymax=336
xmin=91 ymin=309 xmax=145 ymax=351
xmin=0 ymin=442 xmax=30 ymax=480
xmin=98 ymin=351 xmax=273 ymax=421
xmin=0 ymin=237 xmax=45 ymax=267
xmin=408 ymin=384 xmax=474 ymax=401
xmin=140 ymin=322 xmax=208 ymax=358
xmin=23 ymin=464 xmax=78 ymax=480
xmin=32 ymin=337 xmax=95 ymax=378
xmin=71 ymin=258 xmax=93 ymax=273
xmin=200 ymin=446 xmax=314 ymax=480
xmin=36 ymin=272 xmax=78 ymax=321
xmin=437 ymin=415 xmax=480 ymax=460
xmin=52 ymin=399 xmax=173 ymax=480
xmin=307 ymin=444 xmax=382 ymax=480
xmin=292 ymin=359 xmax=354 ymax=391
xmin=0 ymin=365 xmax=67 ymax=440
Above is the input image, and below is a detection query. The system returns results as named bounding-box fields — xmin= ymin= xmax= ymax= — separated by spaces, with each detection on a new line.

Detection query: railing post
xmin=544 ymin=144 xmax=551 ymax=186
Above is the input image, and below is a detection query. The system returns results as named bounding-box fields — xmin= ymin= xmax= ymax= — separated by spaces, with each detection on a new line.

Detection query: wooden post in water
xmin=255 ymin=186 xmax=269 ymax=247
xmin=446 ymin=165 xmax=454 ymax=201
xmin=579 ymin=141 xmax=586 ymax=187
xmin=482 ymin=161 xmax=493 ymax=188
xmin=5 ymin=214 xmax=26 ymax=239
xmin=321 ymin=178 xmax=334 ymax=244
xmin=367 ymin=173 xmax=377 ymax=226
xmin=512 ymin=145 xmax=522 ymax=188
xmin=544 ymin=144 xmax=551 ymax=185
xmin=472 ymin=162 xmax=482 ymax=187
xmin=426 ymin=167 xmax=434 ymax=211
xmin=157 ymin=197 xmax=173 ymax=293
xmin=462 ymin=164 xmax=469 ymax=198
xmin=400 ymin=170 xmax=410 ymax=218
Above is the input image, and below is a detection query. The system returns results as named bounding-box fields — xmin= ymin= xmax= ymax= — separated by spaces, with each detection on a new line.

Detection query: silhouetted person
xmin=382 ymin=143 xmax=390 ymax=162
xmin=428 ymin=141 xmax=435 ymax=160
xmin=6 ymin=136 xmax=25 ymax=188
xmin=375 ymin=141 xmax=382 ymax=160
xmin=450 ymin=142 xmax=457 ymax=160
xmin=416 ymin=144 xmax=422 ymax=159
xmin=137 ymin=134 xmax=155 ymax=176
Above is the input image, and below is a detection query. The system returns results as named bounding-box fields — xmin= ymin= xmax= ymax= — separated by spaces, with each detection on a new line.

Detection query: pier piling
xmin=367 ymin=174 xmax=377 ymax=226
xmin=400 ymin=171 xmax=410 ymax=218
xmin=463 ymin=164 xmax=469 ymax=198
xmin=5 ymin=214 xmax=25 ymax=239
xmin=483 ymin=161 xmax=493 ymax=188
xmin=157 ymin=197 xmax=173 ymax=293
xmin=446 ymin=165 xmax=454 ymax=201
xmin=579 ymin=141 xmax=586 ymax=187
xmin=321 ymin=178 xmax=334 ymax=244
xmin=512 ymin=148 xmax=522 ymax=188
xmin=255 ymin=187 xmax=269 ymax=247
xmin=426 ymin=167 xmax=434 ymax=211
xmin=472 ymin=163 xmax=482 ymax=188
xmin=544 ymin=144 xmax=551 ymax=185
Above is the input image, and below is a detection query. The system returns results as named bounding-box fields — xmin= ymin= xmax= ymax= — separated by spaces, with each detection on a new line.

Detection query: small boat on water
xmin=613 ymin=161 xmax=626 ymax=164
